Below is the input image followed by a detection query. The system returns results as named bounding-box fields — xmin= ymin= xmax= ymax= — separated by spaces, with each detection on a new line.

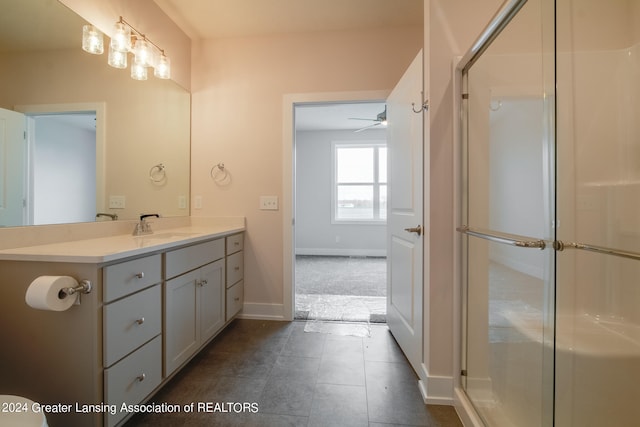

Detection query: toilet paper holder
xmin=59 ymin=280 xmax=92 ymax=299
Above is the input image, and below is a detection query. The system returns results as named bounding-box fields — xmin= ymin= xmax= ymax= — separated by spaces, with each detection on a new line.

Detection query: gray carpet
xmin=295 ymin=255 xmax=387 ymax=323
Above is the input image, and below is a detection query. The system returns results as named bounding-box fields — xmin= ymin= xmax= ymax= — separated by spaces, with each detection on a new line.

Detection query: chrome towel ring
xmin=210 ymin=162 xmax=231 ymax=186
xmin=149 ymin=163 xmax=166 ymax=184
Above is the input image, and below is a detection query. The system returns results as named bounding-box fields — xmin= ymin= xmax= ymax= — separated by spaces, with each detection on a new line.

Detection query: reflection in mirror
xmin=0 ymin=0 xmax=190 ymax=227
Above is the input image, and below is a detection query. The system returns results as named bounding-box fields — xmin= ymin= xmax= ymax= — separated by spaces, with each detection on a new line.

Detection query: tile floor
xmin=125 ymin=319 xmax=463 ymax=427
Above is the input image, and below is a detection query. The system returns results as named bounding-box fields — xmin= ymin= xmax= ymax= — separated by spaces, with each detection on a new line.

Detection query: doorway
xmin=27 ymin=113 xmax=97 ymax=225
xmin=293 ymin=101 xmax=388 ymax=324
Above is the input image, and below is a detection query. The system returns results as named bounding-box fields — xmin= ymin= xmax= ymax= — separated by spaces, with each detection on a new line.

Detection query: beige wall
xmin=425 ymin=0 xmax=504 ymax=400
xmin=190 ymin=27 xmax=422 ymax=315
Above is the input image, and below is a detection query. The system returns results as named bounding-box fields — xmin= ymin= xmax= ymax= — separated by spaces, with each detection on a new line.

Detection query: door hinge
xmin=23 ymin=130 xmax=27 ymax=140
xmin=461 ymin=369 xmax=467 ymax=376
xmin=462 ymin=93 xmax=469 ymax=100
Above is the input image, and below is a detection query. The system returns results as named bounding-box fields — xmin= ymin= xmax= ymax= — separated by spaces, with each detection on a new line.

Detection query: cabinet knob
xmin=234 ymin=297 xmax=240 ymax=302
xmin=135 ymin=272 xmax=145 ymax=279
xmin=234 ymin=241 xmax=239 ymax=246
xmin=135 ymin=317 xmax=145 ymax=325
xmin=136 ymin=373 xmax=146 ymax=382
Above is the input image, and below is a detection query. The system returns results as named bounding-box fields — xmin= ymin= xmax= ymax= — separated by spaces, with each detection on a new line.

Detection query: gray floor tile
xmin=282 ymin=330 xmax=327 ymax=357
xmin=124 ymin=319 xmax=463 ymax=427
xmin=257 ymin=377 xmax=315 ymax=417
xmin=308 ymin=383 xmax=368 ymax=427
xmin=270 ymin=355 xmax=321 ymax=382
xmin=200 ymin=375 xmax=267 ymax=402
xmin=365 ymin=361 xmax=431 ymax=425
xmin=317 ymin=355 xmax=366 ymax=386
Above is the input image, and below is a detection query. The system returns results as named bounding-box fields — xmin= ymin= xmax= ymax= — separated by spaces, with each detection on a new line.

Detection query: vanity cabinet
xmin=225 ymin=233 xmax=244 ymax=321
xmin=0 ymin=224 xmax=244 ymax=427
xmin=102 ymin=254 xmax=163 ymax=427
xmin=164 ymin=240 xmax=225 ymax=376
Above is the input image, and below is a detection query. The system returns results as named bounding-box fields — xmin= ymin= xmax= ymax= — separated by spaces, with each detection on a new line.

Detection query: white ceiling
xmin=153 ymin=0 xmax=423 ymax=40
xmin=295 ymin=102 xmax=386 ymax=132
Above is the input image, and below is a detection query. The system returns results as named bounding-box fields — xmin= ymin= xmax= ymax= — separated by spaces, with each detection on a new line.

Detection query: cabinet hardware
xmin=136 ymin=373 xmax=146 ymax=382
xmin=135 ymin=272 xmax=145 ymax=279
xmin=135 ymin=317 xmax=145 ymax=325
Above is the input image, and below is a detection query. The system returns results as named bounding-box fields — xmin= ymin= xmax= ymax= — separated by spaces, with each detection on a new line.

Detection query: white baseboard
xmin=295 ymin=248 xmax=386 ymax=257
xmin=454 ymin=387 xmax=485 ymax=427
xmin=237 ymin=303 xmax=286 ymax=321
xmin=418 ymin=365 xmax=455 ymax=405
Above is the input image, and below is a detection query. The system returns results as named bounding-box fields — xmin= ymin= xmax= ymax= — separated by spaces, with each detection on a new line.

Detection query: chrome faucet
xmin=96 ymin=212 xmax=118 ymax=221
xmin=132 ymin=214 xmax=160 ymax=236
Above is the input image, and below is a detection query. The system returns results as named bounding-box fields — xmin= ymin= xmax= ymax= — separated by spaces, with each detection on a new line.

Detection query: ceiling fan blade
xmin=354 ymin=122 xmax=381 ymax=133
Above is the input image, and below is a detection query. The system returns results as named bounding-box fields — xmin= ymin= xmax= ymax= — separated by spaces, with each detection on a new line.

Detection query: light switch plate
xmin=109 ymin=195 xmax=126 ymax=209
xmin=260 ymin=196 xmax=278 ymax=210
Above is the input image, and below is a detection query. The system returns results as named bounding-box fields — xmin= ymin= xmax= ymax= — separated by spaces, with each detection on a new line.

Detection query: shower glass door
xmin=554 ymin=1 xmax=640 ymax=425
xmin=460 ymin=0 xmax=556 ymax=425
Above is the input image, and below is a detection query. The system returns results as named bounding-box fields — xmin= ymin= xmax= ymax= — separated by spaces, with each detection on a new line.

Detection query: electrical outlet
xmin=109 ymin=195 xmax=126 ymax=209
xmin=260 ymin=196 xmax=279 ymax=210
xmin=178 ymin=195 xmax=187 ymax=209
xmin=194 ymin=196 xmax=202 ymax=209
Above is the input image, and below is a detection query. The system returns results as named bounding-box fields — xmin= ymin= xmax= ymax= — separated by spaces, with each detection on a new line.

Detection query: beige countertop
xmin=0 ymin=217 xmax=245 ymax=264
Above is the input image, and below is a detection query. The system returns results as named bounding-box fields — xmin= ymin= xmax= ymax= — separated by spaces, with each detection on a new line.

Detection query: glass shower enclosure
xmin=457 ymin=0 xmax=640 ymax=425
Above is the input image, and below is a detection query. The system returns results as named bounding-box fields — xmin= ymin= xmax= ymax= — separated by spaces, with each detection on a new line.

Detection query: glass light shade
xmin=133 ymin=38 xmax=153 ymax=67
xmin=110 ymin=22 xmax=131 ymax=52
xmin=108 ymin=45 xmax=127 ymax=69
xmin=131 ymin=62 xmax=147 ymax=80
xmin=82 ymin=24 xmax=104 ymax=55
xmin=154 ymin=54 xmax=171 ymax=79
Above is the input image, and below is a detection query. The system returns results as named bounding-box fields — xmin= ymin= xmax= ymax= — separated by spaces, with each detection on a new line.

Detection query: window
xmin=332 ymin=142 xmax=387 ymax=223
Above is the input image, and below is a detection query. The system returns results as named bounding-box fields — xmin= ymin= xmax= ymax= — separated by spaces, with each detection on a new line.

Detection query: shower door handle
xmin=404 ymin=225 xmax=422 ymax=236
xmin=457 ymin=226 xmax=546 ymax=249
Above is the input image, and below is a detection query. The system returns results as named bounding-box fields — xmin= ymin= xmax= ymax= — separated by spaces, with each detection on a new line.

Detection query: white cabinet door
xmin=164 ymin=260 xmax=225 ymax=376
xmin=199 ymin=259 xmax=225 ymax=343
xmin=165 ymin=269 xmax=200 ymax=376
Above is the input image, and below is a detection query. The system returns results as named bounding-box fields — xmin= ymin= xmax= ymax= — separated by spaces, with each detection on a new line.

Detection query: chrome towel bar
xmin=457 ymin=225 xmax=640 ymax=261
xmin=456 ymin=226 xmax=546 ymax=249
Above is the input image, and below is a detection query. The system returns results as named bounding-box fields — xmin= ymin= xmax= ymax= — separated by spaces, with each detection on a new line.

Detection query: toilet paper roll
xmin=25 ymin=276 xmax=79 ymax=311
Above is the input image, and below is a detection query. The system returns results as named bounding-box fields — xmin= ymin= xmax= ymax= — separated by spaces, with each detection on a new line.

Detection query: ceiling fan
xmin=349 ymin=107 xmax=387 ymax=133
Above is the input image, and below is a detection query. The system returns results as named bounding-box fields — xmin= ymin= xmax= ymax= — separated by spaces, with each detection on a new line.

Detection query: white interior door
xmin=0 ymin=107 xmax=26 ymax=227
xmin=386 ymin=50 xmax=424 ymax=374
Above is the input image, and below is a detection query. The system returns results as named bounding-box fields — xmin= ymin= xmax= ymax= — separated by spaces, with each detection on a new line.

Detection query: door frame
xmin=282 ymin=90 xmax=390 ymax=321
xmin=15 ymin=102 xmax=106 ymax=219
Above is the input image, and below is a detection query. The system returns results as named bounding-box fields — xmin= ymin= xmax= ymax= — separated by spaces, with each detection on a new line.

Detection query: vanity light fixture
xmin=82 ymin=24 xmax=104 ymax=55
xmin=82 ymin=17 xmax=171 ymax=80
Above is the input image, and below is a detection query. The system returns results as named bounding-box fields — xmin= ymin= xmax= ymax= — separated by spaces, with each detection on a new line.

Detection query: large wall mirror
xmin=0 ymin=0 xmax=191 ymax=227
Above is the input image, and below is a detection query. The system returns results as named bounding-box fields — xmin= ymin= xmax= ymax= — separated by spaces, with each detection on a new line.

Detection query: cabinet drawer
xmin=226 ymin=233 xmax=244 ymax=255
xmin=226 ymin=280 xmax=243 ymax=321
xmin=226 ymin=251 xmax=244 ymax=288
xmin=103 ymin=254 xmax=161 ymax=302
xmin=165 ymin=239 xmax=224 ymax=279
xmin=104 ymin=285 xmax=161 ymax=367
xmin=104 ymin=335 xmax=162 ymax=427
